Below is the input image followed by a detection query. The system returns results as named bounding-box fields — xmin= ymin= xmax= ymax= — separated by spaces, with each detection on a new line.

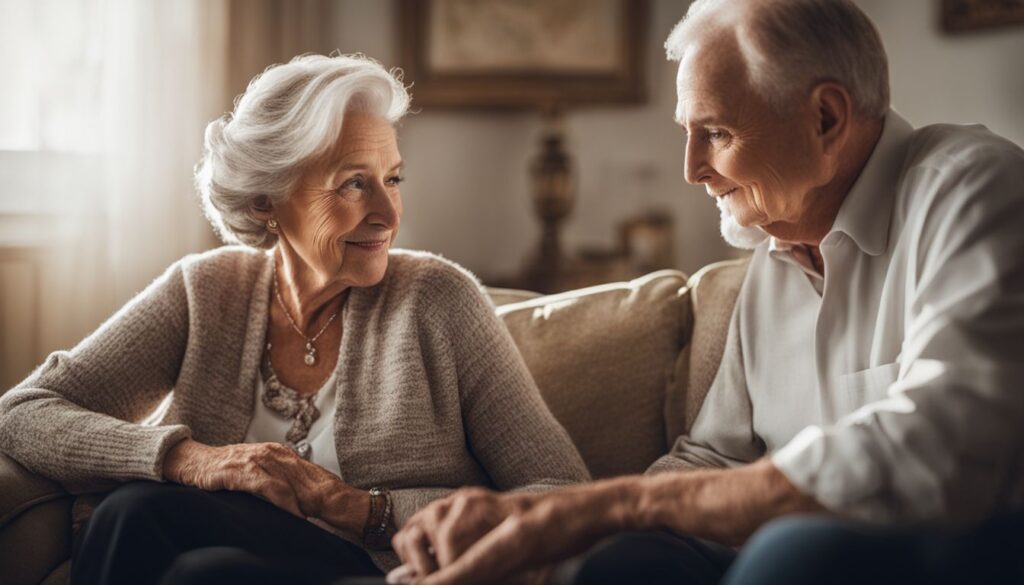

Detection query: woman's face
xmin=274 ymin=113 xmax=403 ymax=289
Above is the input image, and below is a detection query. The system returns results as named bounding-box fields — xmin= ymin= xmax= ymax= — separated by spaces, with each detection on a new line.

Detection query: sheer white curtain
xmin=99 ymin=0 xmax=230 ymax=302
xmin=96 ymin=0 xmax=334 ymax=301
xmin=0 ymin=0 xmax=334 ymax=388
xmin=0 ymin=0 xmax=231 ymax=388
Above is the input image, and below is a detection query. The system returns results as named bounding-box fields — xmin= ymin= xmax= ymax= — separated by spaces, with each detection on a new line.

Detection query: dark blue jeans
xmin=723 ymin=512 xmax=1024 ymax=585
xmin=71 ymin=481 xmax=383 ymax=585
xmin=556 ymin=511 xmax=1024 ymax=585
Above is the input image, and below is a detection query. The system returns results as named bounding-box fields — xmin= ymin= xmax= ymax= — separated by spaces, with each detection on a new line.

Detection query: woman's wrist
xmin=362 ymin=487 xmax=394 ymax=549
xmin=162 ymin=439 xmax=210 ymax=484
xmin=322 ymin=486 xmax=371 ymax=538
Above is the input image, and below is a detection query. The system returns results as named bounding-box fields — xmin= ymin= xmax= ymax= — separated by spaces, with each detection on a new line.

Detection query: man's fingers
xmin=393 ymin=514 xmax=424 ymax=560
xmin=421 ymin=516 xmax=531 ymax=585
xmin=398 ymin=524 xmax=439 ymax=578
xmin=385 ymin=563 xmax=418 ymax=585
xmin=394 ymin=499 xmax=453 ymax=567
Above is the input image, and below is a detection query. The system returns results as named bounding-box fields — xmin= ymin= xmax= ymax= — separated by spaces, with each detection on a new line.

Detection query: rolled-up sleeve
xmin=773 ymin=149 xmax=1024 ymax=524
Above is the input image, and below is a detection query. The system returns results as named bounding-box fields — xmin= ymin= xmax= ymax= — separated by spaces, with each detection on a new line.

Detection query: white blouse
xmin=243 ymin=368 xmax=343 ymax=478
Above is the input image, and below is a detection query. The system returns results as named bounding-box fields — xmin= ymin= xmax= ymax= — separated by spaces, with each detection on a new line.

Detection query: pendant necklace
xmin=272 ymin=266 xmax=342 ymax=366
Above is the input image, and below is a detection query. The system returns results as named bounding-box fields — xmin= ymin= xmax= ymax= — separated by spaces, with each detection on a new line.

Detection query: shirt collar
xmin=830 ymin=110 xmax=914 ymax=256
xmin=769 ymin=109 xmax=915 ymax=257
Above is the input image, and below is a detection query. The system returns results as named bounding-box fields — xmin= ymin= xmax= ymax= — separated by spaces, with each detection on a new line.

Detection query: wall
xmin=857 ymin=0 xmax=1024 ymax=147
xmin=330 ymin=0 xmax=733 ymax=280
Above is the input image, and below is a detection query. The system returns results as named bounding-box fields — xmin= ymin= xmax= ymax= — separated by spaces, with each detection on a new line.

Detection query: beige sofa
xmin=0 ymin=258 xmax=749 ymax=585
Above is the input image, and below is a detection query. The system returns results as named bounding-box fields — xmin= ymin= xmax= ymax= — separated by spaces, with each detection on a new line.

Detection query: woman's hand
xmin=163 ymin=439 xmax=368 ymax=537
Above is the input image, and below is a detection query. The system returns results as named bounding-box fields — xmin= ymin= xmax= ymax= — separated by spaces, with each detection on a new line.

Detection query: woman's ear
xmin=249 ymin=195 xmax=274 ymax=222
xmin=811 ymin=82 xmax=852 ymax=157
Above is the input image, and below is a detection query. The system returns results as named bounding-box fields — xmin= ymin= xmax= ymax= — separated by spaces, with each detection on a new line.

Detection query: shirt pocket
xmin=839 ymin=361 xmax=900 ymax=413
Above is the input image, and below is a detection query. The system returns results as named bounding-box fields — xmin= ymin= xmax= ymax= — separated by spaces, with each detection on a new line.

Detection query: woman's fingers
xmin=168 ymin=442 xmax=309 ymax=517
xmin=254 ymin=443 xmax=341 ymax=517
xmin=252 ymin=467 xmax=304 ymax=517
xmin=225 ymin=443 xmax=304 ymax=517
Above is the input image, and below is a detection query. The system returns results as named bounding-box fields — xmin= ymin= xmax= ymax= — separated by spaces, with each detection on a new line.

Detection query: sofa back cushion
xmin=668 ymin=258 xmax=750 ymax=441
xmin=494 ymin=270 xmax=690 ymax=478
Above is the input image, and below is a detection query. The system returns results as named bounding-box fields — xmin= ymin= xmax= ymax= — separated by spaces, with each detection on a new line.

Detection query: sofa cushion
xmin=670 ymin=258 xmax=750 ymax=441
xmin=486 ymin=287 xmax=542 ymax=307
xmin=495 ymin=270 xmax=690 ymax=478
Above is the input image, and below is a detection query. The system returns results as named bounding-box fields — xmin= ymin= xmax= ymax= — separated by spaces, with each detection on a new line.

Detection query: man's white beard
xmin=717 ymin=197 xmax=768 ymax=249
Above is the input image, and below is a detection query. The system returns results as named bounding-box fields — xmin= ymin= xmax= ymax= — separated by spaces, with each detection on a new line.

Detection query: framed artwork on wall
xmin=397 ymin=0 xmax=648 ymax=109
xmin=943 ymin=0 xmax=1024 ymax=31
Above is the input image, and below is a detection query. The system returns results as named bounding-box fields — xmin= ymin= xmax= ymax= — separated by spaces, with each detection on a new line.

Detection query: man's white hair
xmin=195 ymin=54 xmax=411 ymax=249
xmin=666 ymin=0 xmax=890 ymax=119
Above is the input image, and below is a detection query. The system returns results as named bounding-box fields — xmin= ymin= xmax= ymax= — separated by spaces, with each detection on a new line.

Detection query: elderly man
xmin=390 ymin=0 xmax=1024 ymax=584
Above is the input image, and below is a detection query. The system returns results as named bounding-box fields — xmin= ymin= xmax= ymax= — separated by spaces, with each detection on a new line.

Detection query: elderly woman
xmin=0 ymin=54 xmax=588 ymax=584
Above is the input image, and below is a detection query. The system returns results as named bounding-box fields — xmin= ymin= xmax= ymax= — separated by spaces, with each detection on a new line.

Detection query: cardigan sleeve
xmin=0 ymin=260 xmax=193 ymax=492
xmin=388 ymin=262 xmax=591 ymax=527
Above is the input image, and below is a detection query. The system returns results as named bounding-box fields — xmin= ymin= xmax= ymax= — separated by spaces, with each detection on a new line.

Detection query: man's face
xmin=675 ymin=37 xmax=827 ymax=247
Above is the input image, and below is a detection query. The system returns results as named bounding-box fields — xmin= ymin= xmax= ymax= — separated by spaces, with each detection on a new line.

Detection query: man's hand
xmin=391 ymin=483 xmax=634 ymax=585
xmin=163 ymin=439 xmax=368 ymax=536
xmin=389 ymin=460 xmax=824 ymax=584
xmin=391 ymin=487 xmax=535 ymax=579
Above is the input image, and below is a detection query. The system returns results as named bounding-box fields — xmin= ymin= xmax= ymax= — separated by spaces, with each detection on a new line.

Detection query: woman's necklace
xmin=272 ymin=266 xmax=342 ymax=366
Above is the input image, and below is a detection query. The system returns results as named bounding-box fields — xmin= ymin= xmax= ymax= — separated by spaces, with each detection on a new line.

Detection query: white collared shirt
xmin=671 ymin=111 xmax=1024 ymax=523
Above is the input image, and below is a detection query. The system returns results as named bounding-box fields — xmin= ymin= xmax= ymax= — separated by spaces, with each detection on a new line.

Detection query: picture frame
xmin=942 ymin=0 xmax=1024 ymax=32
xmin=397 ymin=0 xmax=648 ymax=109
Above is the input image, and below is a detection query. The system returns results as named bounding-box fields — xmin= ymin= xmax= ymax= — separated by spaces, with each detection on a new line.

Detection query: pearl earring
xmin=267 ymin=219 xmax=279 ymax=232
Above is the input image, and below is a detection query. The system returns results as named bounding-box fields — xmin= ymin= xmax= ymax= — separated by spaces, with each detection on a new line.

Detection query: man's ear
xmin=811 ymin=82 xmax=852 ymax=157
xmin=249 ymin=195 xmax=274 ymax=222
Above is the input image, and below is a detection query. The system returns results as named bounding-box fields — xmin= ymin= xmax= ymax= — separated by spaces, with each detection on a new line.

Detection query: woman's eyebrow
xmin=335 ymin=161 xmax=404 ymax=172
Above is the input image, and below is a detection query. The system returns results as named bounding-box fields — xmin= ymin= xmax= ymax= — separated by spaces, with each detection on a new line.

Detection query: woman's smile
xmin=344 ymin=238 xmax=389 ymax=252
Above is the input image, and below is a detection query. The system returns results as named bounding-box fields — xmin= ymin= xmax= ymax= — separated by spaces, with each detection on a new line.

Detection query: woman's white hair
xmin=665 ymin=0 xmax=890 ymax=119
xmin=196 ymin=54 xmax=411 ymax=248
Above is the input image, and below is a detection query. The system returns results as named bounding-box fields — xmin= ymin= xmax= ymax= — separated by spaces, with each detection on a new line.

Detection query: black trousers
xmin=71 ymin=481 xmax=384 ymax=585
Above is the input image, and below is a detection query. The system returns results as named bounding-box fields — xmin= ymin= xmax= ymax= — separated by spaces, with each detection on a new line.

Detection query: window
xmin=0 ymin=0 xmax=104 ymax=153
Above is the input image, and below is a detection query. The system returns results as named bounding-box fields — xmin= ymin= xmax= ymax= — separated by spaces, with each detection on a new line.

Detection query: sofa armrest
xmin=0 ymin=452 xmax=73 ymax=585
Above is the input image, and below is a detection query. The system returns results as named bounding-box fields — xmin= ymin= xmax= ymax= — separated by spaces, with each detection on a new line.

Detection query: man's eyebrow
xmin=677 ymin=114 xmax=726 ymax=127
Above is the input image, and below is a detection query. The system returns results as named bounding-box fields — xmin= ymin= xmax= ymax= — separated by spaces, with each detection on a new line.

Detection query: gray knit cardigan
xmin=0 ymin=246 xmax=590 ymax=569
